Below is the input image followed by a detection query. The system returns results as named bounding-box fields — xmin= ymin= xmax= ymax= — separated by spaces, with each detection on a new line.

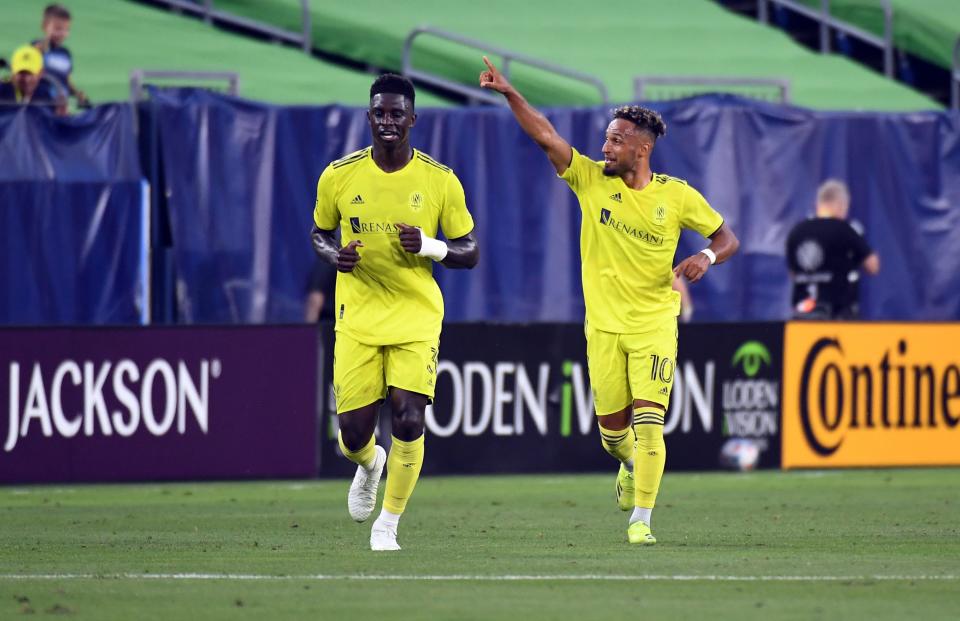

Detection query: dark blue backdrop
xmin=3 ymin=90 xmax=960 ymax=324
xmin=149 ymin=89 xmax=960 ymax=323
xmin=0 ymin=105 xmax=144 ymax=324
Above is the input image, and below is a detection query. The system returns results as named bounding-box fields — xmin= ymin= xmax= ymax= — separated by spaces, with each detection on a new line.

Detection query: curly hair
xmin=370 ymin=73 xmax=416 ymax=108
xmin=611 ymin=105 xmax=666 ymax=140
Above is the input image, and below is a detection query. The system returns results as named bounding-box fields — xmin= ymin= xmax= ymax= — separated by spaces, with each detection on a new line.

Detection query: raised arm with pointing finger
xmin=479 ymin=56 xmax=573 ymax=175
xmin=480 ymin=55 xmax=739 ymax=548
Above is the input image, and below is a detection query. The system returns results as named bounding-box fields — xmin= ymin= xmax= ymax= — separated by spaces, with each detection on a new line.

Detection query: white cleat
xmin=347 ymin=445 xmax=386 ymax=522
xmin=370 ymin=520 xmax=401 ymax=551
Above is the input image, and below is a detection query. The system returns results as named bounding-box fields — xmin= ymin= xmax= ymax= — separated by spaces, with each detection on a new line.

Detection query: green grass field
xmin=2 ymin=469 xmax=959 ymax=620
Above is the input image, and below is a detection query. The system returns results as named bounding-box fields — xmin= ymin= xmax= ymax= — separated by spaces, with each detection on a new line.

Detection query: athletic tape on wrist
xmin=418 ymin=230 xmax=448 ymax=262
xmin=700 ymin=248 xmax=717 ymax=265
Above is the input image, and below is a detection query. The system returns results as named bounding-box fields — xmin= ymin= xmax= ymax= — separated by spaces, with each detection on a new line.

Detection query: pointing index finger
xmin=482 ymin=55 xmax=498 ymax=74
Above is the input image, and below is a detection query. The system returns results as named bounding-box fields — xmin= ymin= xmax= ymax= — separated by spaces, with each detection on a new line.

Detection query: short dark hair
xmin=370 ymin=73 xmax=415 ymax=108
xmin=612 ymin=105 xmax=666 ymax=140
xmin=43 ymin=3 xmax=71 ymax=21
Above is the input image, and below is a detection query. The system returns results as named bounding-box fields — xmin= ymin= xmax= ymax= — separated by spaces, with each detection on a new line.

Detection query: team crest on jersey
xmin=797 ymin=240 xmax=824 ymax=271
xmin=409 ymin=191 xmax=424 ymax=211
xmin=654 ymin=204 xmax=666 ymax=224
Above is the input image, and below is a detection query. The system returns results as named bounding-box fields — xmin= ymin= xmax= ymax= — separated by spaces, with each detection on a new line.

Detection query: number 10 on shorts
xmin=649 ymin=354 xmax=675 ymax=384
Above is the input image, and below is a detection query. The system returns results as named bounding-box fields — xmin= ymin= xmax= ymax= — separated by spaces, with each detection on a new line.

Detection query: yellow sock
xmin=632 ymin=407 xmax=666 ymax=508
xmin=338 ymin=431 xmax=377 ymax=469
xmin=598 ymin=422 xmax=635 ymax=466
xmin=383 ymin=434 xmax=425 ymax=515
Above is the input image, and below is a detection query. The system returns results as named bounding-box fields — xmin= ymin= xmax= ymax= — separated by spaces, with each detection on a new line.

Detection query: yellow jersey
xmin=313 ymin=148 xmax=475 ymax=345
xmin=560 ymin=148 xmax=723 ymax=333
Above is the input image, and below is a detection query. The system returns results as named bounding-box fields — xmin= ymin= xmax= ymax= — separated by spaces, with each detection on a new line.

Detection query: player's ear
xmin=409 ymin=110 xmax=417 ymax=127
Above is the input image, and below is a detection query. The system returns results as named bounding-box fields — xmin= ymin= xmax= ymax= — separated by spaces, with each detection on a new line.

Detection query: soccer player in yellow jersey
xmin=480 ymin=57 xmax=739 ymax=545
xmin=310 ymin=74 xmax=479 ymax=551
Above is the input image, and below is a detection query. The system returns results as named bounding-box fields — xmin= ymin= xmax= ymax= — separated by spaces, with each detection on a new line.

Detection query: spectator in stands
xmin=785 ymin=179 xmax=879 ymax=319
xmin=33 ymin=3 xmax=88 ymax=108
xmin=0 ymin=45 xmax=66 ymax=115
xmin=304 ymin=256 xmax=337 ymax=322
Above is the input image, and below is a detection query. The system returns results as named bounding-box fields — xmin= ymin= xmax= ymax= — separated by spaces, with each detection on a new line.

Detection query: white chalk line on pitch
xmin=0 ymin=573 xmax=957 ymax=582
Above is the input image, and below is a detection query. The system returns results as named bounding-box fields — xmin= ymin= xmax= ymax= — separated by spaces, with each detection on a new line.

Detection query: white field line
xmin=0 ymin=573 xmax=956 ymax=582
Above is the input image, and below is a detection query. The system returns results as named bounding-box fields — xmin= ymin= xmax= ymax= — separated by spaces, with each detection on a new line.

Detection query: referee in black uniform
xmin=786 ymin=179 xmax=880 ymax=319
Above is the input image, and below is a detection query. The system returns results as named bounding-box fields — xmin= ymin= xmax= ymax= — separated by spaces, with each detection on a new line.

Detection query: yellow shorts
xmin=585 ymin=316 xmax=678 ymax=415
xmin=332 ymin=331 xmax=439 ymax=414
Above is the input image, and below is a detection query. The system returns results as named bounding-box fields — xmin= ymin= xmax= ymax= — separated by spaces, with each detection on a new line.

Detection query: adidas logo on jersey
xmin=658 ymin=386 xmax=669 ymax=395
xmin=350 ymin=195 xmax=364 ymax=205
xmin=609 ymin=192 xmax=622 ymax=203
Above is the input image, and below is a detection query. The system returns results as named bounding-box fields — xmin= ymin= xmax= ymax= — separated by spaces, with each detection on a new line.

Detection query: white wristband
xmin=700 ymin=248 xmax=717 ymax=265
xmin=417 ymin=230 xmax=449 ymax=262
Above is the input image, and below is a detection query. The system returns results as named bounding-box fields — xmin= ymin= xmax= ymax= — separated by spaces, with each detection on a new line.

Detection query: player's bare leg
xmin=598 ymin=406 xmax=636 ymax=511
xmin=370 ymin=388 xmax=427 ymax=551
xmin=338 ymin=403 xmax=386 ymax=523
xmin=628 ymin=398 xmax=666 ymax=545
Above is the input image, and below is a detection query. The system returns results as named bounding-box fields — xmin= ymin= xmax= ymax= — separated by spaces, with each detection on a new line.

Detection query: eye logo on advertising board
xmin=782 ymin=323 xmax=960 ymax=468
xmin=732 ymin=341 xmax=771 ymax=377
xmin=718 ymin=336 xmax=781 ymax=469
xmin=723 ymin=340 xmax=779 ymax=440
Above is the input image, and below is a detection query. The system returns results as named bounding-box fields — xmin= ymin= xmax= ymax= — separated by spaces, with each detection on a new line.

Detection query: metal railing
xmin=129 ymin=70 xmax=240 ymax=102
xmin=634 ymin=76 xmax=792 ymax=104
xmin=0 ymin=71 xmax=70 ymax=111
xmin=0 ymin=99 xmax=63 ymax=110
xmin=145 ymin=0 xmax=313 ymax=53
xmin=758 ymin=0 xmax=894 ymax=78
xmin=401 ymin=26 xmax=609 ymax=106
